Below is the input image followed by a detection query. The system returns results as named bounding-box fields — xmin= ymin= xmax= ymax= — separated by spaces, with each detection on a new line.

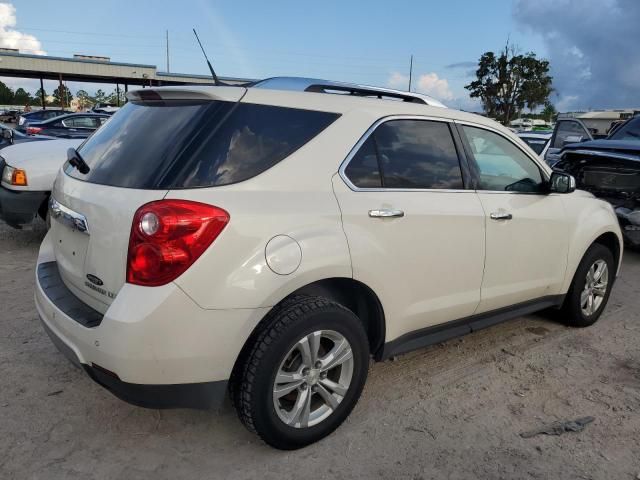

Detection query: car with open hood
xmin=549 ymin=115 xmax=640 ymax=248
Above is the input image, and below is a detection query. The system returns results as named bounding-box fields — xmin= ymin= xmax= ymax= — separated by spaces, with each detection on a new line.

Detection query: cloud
xmin=513 ymin=0 xmax=640 ymax=111
xmin=0 ymin=3 xmax=45 ymax=55
xmin=387 ymin=71 xmax=454 ymax=101
xmin=416 ymin=73 xmax=454 ymax=101
xmin=445 ymin=61 xmax=477 ymax=70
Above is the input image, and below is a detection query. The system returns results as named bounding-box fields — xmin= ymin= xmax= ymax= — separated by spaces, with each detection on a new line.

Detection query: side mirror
xmin=549 ymin=171 xmax=576 ymax=194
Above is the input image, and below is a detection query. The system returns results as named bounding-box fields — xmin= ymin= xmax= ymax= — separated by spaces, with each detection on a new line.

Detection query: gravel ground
xmin=1 ymin=219 xmax=639 ymax=480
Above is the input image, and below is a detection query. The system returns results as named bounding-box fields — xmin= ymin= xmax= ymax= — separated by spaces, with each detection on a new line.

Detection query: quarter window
xmin=462 ymin=126 xmax=544 ymax=193
xmin=344 ymin=119 xmax=464 ymax=190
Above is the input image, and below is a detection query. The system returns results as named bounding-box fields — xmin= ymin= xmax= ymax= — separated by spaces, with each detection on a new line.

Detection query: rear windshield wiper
xmin=67 ymin=147 xmax=90 ymax=174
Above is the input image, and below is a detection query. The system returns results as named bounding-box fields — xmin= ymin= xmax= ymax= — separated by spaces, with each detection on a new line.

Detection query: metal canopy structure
xmin=0 ymin=51 xmax=253 ymax=108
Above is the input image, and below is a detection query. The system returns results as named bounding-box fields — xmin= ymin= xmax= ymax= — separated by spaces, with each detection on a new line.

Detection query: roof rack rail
xmin=252 ymin=77 xmax=447 ymax=108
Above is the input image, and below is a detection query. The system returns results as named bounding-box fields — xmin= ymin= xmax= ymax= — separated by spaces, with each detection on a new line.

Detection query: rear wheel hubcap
xmin=272 ymin=330 xmax=354 ymax=428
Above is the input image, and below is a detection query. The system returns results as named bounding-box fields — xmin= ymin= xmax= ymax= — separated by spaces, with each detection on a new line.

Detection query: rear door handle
xmin=369 ymin=209 xmax=405 ymax=218
xmin=490 ymin=212 xmax=513 ymax=220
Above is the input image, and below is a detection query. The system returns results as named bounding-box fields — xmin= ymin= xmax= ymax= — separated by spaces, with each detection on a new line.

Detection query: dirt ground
xmin=1 ymin=219 xmax=639 ymax=480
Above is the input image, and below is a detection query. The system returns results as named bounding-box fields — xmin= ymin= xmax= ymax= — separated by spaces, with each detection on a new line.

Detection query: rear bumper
xmin=39 ymin=316 xmax=227 ymax=409
xmin=35 ymin=232 xmax=269 ymax=409
xmin=0 ymin=185 xmax=47 ymax=227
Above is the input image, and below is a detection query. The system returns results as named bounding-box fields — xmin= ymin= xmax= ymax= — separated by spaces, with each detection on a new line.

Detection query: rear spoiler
xmin=126 ymin=86 xmax=246 ymax=103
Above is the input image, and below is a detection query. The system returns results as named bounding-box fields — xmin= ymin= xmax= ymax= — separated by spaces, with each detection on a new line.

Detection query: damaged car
xmin=553 ymin=116 xmax=640 ymax=248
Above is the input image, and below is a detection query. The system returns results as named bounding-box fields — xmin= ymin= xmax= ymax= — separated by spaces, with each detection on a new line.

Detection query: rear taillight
xmin=126 ymin=200 xmax=229 ymax=286
xmin=26 ymin=126 xmax=42 ymax=135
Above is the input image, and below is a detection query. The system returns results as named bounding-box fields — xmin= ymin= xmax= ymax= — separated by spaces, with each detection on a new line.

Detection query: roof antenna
xmin=193 ymin=28 xmax=225 ymax=86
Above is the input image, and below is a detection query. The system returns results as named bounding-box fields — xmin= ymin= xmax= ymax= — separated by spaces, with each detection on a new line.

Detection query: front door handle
xmin=369 ymin=209 xmax=405 ymax=218
xmin=490 ymin=212 xmax=513 ymax=221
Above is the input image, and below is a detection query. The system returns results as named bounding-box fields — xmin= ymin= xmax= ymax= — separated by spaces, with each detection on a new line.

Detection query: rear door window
xmin=64 ymin=116 xmax=98 ymax=128
xmin=343 ymin=137 xmax=382 ymax=188
xmin=376 ymin=120 xmax=463 ymax=189
xmin=67 ymin=101 xmax=339 ymax=189
xmin=343 ymin=119 xmax=464 ymax=190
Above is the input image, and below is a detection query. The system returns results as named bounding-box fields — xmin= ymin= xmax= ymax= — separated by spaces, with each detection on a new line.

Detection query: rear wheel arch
xmin=230 ymin=278 xmax=386 ymax=400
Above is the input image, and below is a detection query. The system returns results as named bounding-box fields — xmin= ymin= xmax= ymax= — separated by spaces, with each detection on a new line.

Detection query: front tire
xmin=560 ymin=243 xmax=615 ymax=327
xmin=234 ymin=296 xmax=369 ymax=450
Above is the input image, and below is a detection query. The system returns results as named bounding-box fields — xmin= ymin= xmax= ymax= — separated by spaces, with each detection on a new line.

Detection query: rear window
xmin=66 ymin=100 xmax=339 ymax=189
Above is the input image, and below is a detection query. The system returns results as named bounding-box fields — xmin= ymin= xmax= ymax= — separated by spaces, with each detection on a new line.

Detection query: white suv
xmin=35 ymin=78 xmax=623 ymax=449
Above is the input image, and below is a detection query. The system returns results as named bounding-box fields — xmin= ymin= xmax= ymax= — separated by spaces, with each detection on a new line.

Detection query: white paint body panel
xmin=1 ymin=139 xmax=82 ymax=191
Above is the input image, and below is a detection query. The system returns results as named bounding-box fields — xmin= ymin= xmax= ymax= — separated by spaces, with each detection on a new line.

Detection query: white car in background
xmin=0 ymin=139 xmax=83 ymax=227
xmin=517 ymin=131 xmax=552 ymax=158
xmin=36 ymin=78 xmax=622 ymax=449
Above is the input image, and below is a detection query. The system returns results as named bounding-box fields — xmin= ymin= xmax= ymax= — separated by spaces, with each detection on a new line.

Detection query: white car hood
xmin=1 ymin=139 xmax=83 ymax=191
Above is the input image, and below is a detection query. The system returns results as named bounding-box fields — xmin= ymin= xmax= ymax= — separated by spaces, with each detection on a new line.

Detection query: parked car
xmin=0 ymin=109 xmax=21 ymax=123
xmin=36 ymin=78 xmax=622 ymax=450
xmin=545 ymin=114 xmax=640 ymax=165
xmin=16 ymin=109 xmax=68 ymax=132
xmin=553 ymin=139 xmax=640 ymax=248
xmin=0 ymin=139 xmax=82 ymax=227
xmin=0 ymin=122 xmax=56 ymax=150
xmin=91 ymin=103 xmax=120 ymax=115
xmin=517 ymin=131 xmax=552 ymax=158
xmin=24 ymin=113 xmax=110 ymax=138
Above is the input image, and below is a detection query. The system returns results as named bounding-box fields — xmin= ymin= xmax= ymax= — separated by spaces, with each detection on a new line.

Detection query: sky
xmin=0 ymin=0 xmax=637 ymax=111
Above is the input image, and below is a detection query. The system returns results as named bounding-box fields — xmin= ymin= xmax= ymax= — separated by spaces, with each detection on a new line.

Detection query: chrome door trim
xmin=49 ymin=197 xmax=90 ymax=235
xmin=338 ymin=115 xmax=471 ymax=193
xmin=368 ymin=209 xmax=405 ymax=218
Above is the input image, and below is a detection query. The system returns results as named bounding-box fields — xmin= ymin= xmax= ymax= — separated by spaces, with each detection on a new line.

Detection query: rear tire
xmin=560 ymin=243 xmax=615 ymax=327
xmin=234 ymin=295 xmax=369 ymax=450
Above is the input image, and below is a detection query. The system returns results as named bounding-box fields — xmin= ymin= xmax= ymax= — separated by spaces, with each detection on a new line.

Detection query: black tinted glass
xmin=609 ymin=116 xmax=640 ymax=141
xmin=374 ymin=120 xmax=463 ymax=189
xmin=344 ymin=136 xmax=382 ymax=188
xmin=68 ymin=101 xmax=339 ymax=189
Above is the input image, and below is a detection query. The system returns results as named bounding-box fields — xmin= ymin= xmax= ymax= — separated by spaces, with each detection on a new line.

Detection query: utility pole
xmin=58 ymin=73 xmax=65 ymax=109
xmin=39 ymin=77 xmax=45 ymax=110
xmin=166 ymin=30 xmax=170 ymax=72
xmin=408 ymin=55 xmax=413 ymax=92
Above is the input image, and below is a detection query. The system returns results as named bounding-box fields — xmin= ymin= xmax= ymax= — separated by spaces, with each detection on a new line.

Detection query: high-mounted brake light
xmin=26 ymin=126 xmax=42 ymax=135
xmin=126 ymin=200 xmax=229 ymax=286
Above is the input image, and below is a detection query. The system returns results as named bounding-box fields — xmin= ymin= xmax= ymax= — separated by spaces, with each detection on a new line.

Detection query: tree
xmin=465 ymin=43 xmax=553 ymax=125
xmin=76 ymin=89 xmax=94 ymax=110
xmin=93 ymin=89 xmax=107 ymax=104
xmin=13 ymin=88 xmax=32 ymax=106
xmin=0 ymin=81 xmax=14 ymax=105
xmin=32 ymin=87 xmax=46 ymax=107
xmin=541 ymin=102 xmax=557 ymax=123
xmin=52 ymin=84 xmax=73 ymax=107
xmin=106 ymin=88 xmax=126 ymax=106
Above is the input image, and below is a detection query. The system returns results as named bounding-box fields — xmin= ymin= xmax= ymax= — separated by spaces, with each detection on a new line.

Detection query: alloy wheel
xmin=272 ymin=330 xmax=354 ymax=428
xmin=581 ymin=259 xmax=609 ymax=316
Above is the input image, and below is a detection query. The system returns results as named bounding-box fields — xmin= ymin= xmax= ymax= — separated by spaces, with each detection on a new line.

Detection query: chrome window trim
xmin=338 ymin=114 xmax=470 ymax=193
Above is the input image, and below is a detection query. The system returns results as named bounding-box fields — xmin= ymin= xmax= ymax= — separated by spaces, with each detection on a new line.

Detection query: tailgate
xmin=50 ymin=173 xmax=167 ymax=313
